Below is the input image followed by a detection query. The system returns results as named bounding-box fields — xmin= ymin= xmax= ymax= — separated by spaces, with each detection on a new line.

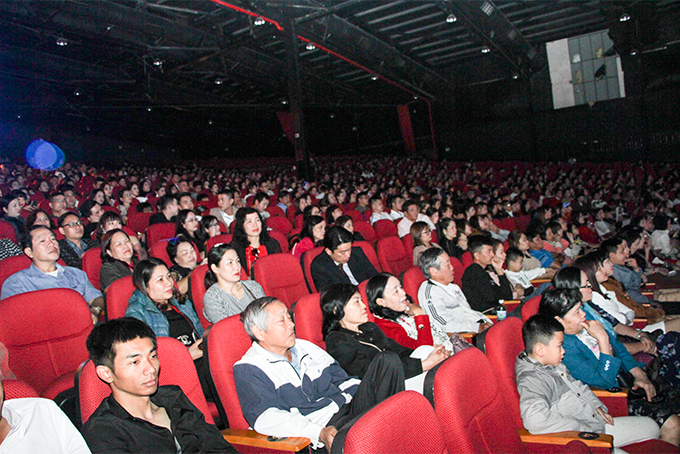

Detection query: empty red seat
xmin=377 ymin=237 xmax=411 ymax=278
xmin=353 ymin=221 xmax=376 ymax=246
xmin=205 ymin=233 xmax=233 ymax=253
xmin=252 ymin=253 xmax=309 ymax=308
xmin=374 ymin=219 xmax=398 ymax=240
xmin=0 ymin=288 xmax=92 ymax=399
xmin=267 ymin=216 xmax=292 ymax=236
xmin=265 ymin=205 xmax=285 ymax=218
xmin=402 ymin=266 xmax=426 ymax=305
xmin=146 ymin=222 xmax=175 ymax=247
xmin=293 ymin=293 xmax=324 ymax=349
xmin=104 ymin=275 xmax=135 ymax=320
xmin=354 ymin=241 xmax=381 ymax=273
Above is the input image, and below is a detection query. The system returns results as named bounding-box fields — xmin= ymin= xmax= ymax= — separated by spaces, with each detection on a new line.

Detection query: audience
xmin=230 ymin=207 xmax=281 ymax=277
xmin=57 ymin=212 xmax=98 ymax=269
xmin=461 ymin=235 xmax=513 ymax=312
xmin=99 ymin=229 xmax=137 ymax=291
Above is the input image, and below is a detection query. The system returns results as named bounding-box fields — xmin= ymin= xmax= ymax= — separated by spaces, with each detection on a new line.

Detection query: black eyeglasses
xmin=61 ymin=221 xmax=83 ymax=228
xmin=580 ymin=282 xmax=592 ymax=289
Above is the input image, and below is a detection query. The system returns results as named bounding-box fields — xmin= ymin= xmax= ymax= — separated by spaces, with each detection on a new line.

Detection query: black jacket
xmin=310 ymin=247 xmax=378 ymax=292
xmin=82 ymin=385 xmax=236 ymax=453
xmin=461 ymin=262 xmax=513 ymax=313
xmin=231 ymin=237 xmax=282 ymax=276
xmin=58 ymin=237 xmax=98 ymax=269
xmin=326 ymin=322 xmax=422 ymax=380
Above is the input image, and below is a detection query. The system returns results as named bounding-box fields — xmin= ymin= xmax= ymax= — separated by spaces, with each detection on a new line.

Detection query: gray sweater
xmin=203 ymin=280 xmax=265 ymax=323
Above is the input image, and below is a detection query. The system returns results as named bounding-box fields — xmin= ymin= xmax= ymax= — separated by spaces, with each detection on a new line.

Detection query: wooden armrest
xmin=518 ymin=429 xmax=613 ymax=448
xmin=531 ymin=279 xmax=552 ymax=287
xmin=642 ymin=291 xmax=654 ymax=297
xmin=504 ymin=300 xmax=521 ymax=311
xmin=591 ymin=387 xmax=627 ymax=398
xmin=487 ymin=315 xmax=497 ymax=322
xmin=222 ymin=428 xmax=310 ymax=452
xmin=644 ymin=282 xmax=656 ymax=289
xmin=632 ymin=319 xmax=647 ymax=329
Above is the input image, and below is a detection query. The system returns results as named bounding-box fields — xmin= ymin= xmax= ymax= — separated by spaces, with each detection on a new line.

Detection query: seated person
xmin=417 ymin=248 xmax=492 ymax=335
xmin=461 ymin=235 xmax=513 ymax=313
xmin=97 ymin=211 xmax=147 ymax=260
xmin=209 ymin=189 xmax=238 ymax=230
xmin=291 ymin=215 xmax=325 ymax=259
xmin=334 ymin=215 xmax=364 ymax=242
xmin=651 ymin=214 xmax=678 ymax=259
xmin=79 ymin=199 xmax=104 ymax=239
xmin=310 ymin=226 xmax=378 ymax=292
xmin=397 ymin=200 xmax=435 ymax=238
xmin=230 ymin=207 xmax=281 ymax=277
xmin=354 ymin=191 xmax=370 ymax=215
xmin=148 ymin=195 xmax=179 ymax=226
xmin=0 ymin=375 xmax=90 ymax=453
xmin=203 ymin=243 xmax=265 ymax=323
xmin=234 ymin=297 xmax=405 ymax=451
xmin=411 ymin=221 xmax=440 ymax=266
xmin=1 ymin=225 xmax=104 ymax=322
xmin=166 ymin=236 xmax=199 ymax=295
xmin=366 ymin=273 xmax=453 ymax=351
xmin=516 ymin=314 xmax=663 ymax=448
xmin=48 ymin=191 xmax=69 ymax=220
xmin=508 ymin=230 xmax=556 ymax=279
xmin=526 ymin=224 xmax=563 ymax=269
xmin=505 ymin=247 xmax=547 ymax=298
xmin=99 ymin=229 xmax=138 ymax=291
xmin=175 ymin=209 xmax=208 ymax=257
xmin=251 ymin=192 xmax=271 ymax=220
xmin=57 ymin=212 xmax=98 ymax=269
xmin=82 ymin=317 xmax=236 ymax=453
xmin=368 ymin=196 xmax=392 ymax=225
xmin=322 ymin=283 xmax=448 ymax=391
xmin=437 ymin=217 xmax=464 ymax=261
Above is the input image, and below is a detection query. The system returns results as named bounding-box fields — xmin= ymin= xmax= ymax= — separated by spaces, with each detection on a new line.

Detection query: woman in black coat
xmin=230 ymin=207 xmax=281 ymax=277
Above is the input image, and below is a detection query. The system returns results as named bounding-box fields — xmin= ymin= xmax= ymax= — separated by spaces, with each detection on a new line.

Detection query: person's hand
xmin=514 ymin=284 xmax=525 ymax=298
xmin=421 ymin=345 xmax=450 ymax=371
xmin=624 ymin=257 xmax=638 ymax=268
xmin=478 ymin=321 xmax=493 ymax=333
xmin=91 ymin=312 xmax=99 ymax=325
xmin=544 ymin=268 xmax=557 ymax=277
xmin=596 ymin=407 xmax=614 ymax=425
xmin=319 ymin=426 xmax=337 ymax=451
xmin=491 ymin=255 xmax=505 ymax=272
xmin=406 ymin=302 xmax=425 ymax=316
xmin=188 ymin=339 xmax=204 ymax=360
xmin=630 ymin=368 xmax=656 ymax=402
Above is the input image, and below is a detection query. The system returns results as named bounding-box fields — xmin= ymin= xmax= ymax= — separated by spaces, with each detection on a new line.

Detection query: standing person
xmin=202 ymin=243 xmax=265 ymax=323
xmin=230 ymin=207 xmax=281 ymax=278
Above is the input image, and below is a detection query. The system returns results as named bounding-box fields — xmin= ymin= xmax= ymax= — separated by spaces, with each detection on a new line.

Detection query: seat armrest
xmin=642 ymin=292 xmax=654 ymax=297
xmin=590 ymin=388 xmax=627 ymax=398
xmin=530 ymin=279 xmax=551 ymax=287
xmin=222 ymin=428 xmax=310 ymax=452
xmin=644 ymin=282 xmax=656 ymax=290
xmin=632 ymin=319 xmax=647 ymax=329
xmin=504 ymin=300 xmax=521 ymax=311
xmin=591 ymin=387 xmax=628 ymax=417
xmin=518 ymin=429 xmax=613 ymax=448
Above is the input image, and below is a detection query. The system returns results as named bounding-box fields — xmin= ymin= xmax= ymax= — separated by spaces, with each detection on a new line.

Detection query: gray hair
xmin=419 ymin=247 xmax=445 ymax=279
xmin=240 ymin=297 xmax=280 ymax=342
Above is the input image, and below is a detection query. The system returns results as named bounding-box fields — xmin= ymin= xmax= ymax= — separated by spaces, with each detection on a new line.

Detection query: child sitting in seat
xmin=515 ymin=314 xmax=661 ymax=451
xmin=505 ymin=247 xmax=547 ymax=298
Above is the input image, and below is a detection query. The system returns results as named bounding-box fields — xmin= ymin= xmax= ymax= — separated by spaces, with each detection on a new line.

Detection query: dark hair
xmin=136 ymin=202 xmax=152 ymax=213
xmin=653 ymin=213 xmax=669 ymax=231
xmin=547 ymin=220 xmax=562 ymax=236
xmin=232 ymin=207 xmax=271 ymax=247
xmin=325 ymin=205 xmax=342 ymax=224
xmin=618 ymin=226 xmax=643 ymax=249
xmin=253 ymin=192 xmax=269 ymax=205
xmin=97 ymin=211 xmax=124 ymax=239
xmin=100 ymin=228 xmax=130 ymax=262
xmin=323 ymin=225 xmax=353 ymax=251
xmin=86 ymin=317 xmax=157 ymax=370
xmin=526 ymin=223 xmax=545 ymax=242
xmin=302 ymin=205 xmax=319 ymax=218
xmin=599 ymin=237 xmax=623 ymax=258
xmin=218 ymin=188 xmax=234 ymax=198
xmin=298 ymin=215 xmax=325 ymax=246
xmin=178 ymin=192 xmax=193 ymax=203
xmin=366 ymin=273 xmax=404 ymax=320
xmin=80 ymin=199 xmax=100 ymax=219
xmin=437 ymin=217 xmax=455 ymax=240
xmin=573 ymin=252 xmax=606 ymax=298
xmin=157 ymin=194 xmax=178 ymax=212
xmin=57 ymin=211 xmax=80 ymax=228
xmin=25 ymin=209 xmax=55 ymax=229
xmin=410 ymin=221 xmax=430 ymax=247
xmin=334 ymin=215 xmax=352 ymax=229
xmin=175 ymin=209 xmax=207 ymax=246
xmin=205 ymin=243 xmax=239 ymax=288
xmin=402 ymin=199 xmax=418 ymax=213
xmin=538 ymin=288 xmax=582 ymax=319
xmin=0 ymin=194 xmax=19 ymax=218
xmin=165 ymin=235 xmax=195 ymax=265
xmin=522 ymin=314 xmax=564 ymax=354
xmin=507 ymin=230 xmax=525 ymax=249
xmin=369 ymin=196 xmax=382 ymax=208
xmin=552 ymin=266 xmax=582 ymax=291
xmin=23 ymin=225 xmax=55 ymax=250
xmin=468 ymin=234 xmax=493 ymax=256
xmin=321 ymin=283 xmax=358 ymax=339
xmin=469 ymin=214 xmax=484 ymax=232
xmin=117 ymin=188 xmax=131 ymax=205
xmin=48 ymin=191 xmax=64 ymax=202
xmin=506 ymin=246 xmax=523 ymax=264
xmin=200 ymin=214 xmax=219 ymax=233
xmin=132 ymin=257 xmax=183 ymax=309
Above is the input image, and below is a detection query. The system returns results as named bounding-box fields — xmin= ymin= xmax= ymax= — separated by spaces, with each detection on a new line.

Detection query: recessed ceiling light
xmin=306 ymin=42 xmax=316 ymax=50
xmin=371 ymin=75 xmax=379 ymax=81
xmin=481 ymin=46 xmax=491 ymax=53
xmin=215 ymin=78 xmax=223 ymax=85
xmin=446 ymin=14 xmax=457 ymax=23
xmin=56 ymin=38 xmax=68 ymax=46
xmin=620 ymin=13 xmax=630 ymax=22
xmin=254 ymin=16 xmax=265 ymax=26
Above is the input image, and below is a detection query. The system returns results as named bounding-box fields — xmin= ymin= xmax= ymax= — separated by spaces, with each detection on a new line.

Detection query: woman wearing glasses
xmin=411 ymin=221 xmax=440 ymax=266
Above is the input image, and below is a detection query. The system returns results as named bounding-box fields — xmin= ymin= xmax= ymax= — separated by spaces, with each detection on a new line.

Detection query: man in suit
xmin=310 ymin=226 xmax=378 ymax=292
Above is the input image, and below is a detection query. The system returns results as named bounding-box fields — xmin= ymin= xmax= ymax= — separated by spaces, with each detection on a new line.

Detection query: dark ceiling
xmin=1 ymin=0 xmax=679 ymax=150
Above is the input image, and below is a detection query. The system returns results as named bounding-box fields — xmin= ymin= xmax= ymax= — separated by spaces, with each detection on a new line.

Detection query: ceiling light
xmin=16 ymin=114 xmax=21 ymax=119
xmin=147 ymin=107 xmax=152 ymax=112
xmin=446 ymin=14 xmax=457 ymax=23
xmin=330 ymin=113 xmax=335 ymax=119
xmin=481 ymin=2 xmax=494 ymax=16
xmin=208 ymin=119 xmax=213 ymax=125
xmin=512 ymin=73 xmax=519 ymax=80
xmin=56 ymin=38 xmax=68 ymax=46
xmin=152 ymin=58 xmax=163 ymax=66
xmin=620 ymin=13 xmax=631 ymax=22
xmin=215 ymin=78 xmax=223 ymax=85
xmin=253 ymin=16 xmax=265 ymax=26
xmin=306 ymin=42 xmax=316 ymax=50
xmin=630 ymin=49 xmax=638 ymax=56
xmin=74 ymin=89 xmax=81 ymax=96
xmin=481 ymin=46 xmax=491 ymax=53
xmin=281 ymin=100 xmax=288 ymax=105
xmin=371 ymin=75 xmax=379 ymax=81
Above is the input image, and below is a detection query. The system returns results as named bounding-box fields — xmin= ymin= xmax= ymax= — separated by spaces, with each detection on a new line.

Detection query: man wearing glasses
xmin=57 ymin=212 xmax=98 ymax=269
xmin=0 ymin=225 xmax=103 ymax=323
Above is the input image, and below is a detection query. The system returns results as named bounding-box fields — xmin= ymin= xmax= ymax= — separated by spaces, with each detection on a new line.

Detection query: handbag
xmin=616 ymin=357 xmax=665 ymax=402
xmin=448 ymin=334 xmax=473 ymax=354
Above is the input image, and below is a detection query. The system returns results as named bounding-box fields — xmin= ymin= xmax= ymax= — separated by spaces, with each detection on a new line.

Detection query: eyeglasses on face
xmin=580 ymin=282 xmax=592 ymax=289
xmin=62 ymin=221 xmax=83 ymax=228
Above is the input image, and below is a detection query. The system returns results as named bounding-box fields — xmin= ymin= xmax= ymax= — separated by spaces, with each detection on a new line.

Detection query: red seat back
xmin=268 ymin=230 xmax=289 ymax=253
xmin=401 ymin=234 xmax=415 ymax=256
xmin=337 ymin=391 xmax=448 ymax=454
xmin=402 ymin=267 xmax=426 ymax=305
xmin=354 ymin=241 xmax=381 ymax=273
xmin=146 ymin=222 xmax=175 ymax=247
xmin=206 ymin=314 xmax=253 ymax=430
xmin=267 ymin=216 xmax=292 ymax=236
xmin=377 ymin=237 xmax=411 ymax=277
xmin=484 ymin=317 xmax=525 ymax=428
xmin=0 ymin=220 xmax=17 ymax=244
xmin=514 ymin=216 xmax=530 ymax=232
xmin=189 ymin=264 xmax=211 ymax=329
xmin=450 ymin=256 xmax=464 ymax=287
xmin=461 ymin=251 xmax=474 ymax=268
xmin=357 ymin=280 xmax=376 ymax=323
xmin=294 ymin=213 xmax=304 ymax=229
xmin=301 ymin=246 xmax=324 ymax=293
xmin=431 ymin=348 xmax=525 ymax=453
xmin=353 ymin=221 xmax=376 ymax=246
xmin=252 ymin=253 xmax=309 ymax=308
xmin=346 ymin=209 xmax=364 ymax=223
xmin=3 ymin=379 xmax=39 ymax=399
xmin=104 ymin=275 xmax=135 ymax=320
xmin=265 ymin=205 xmax=285 ymax=218
xmin=521 ymin=294 xmax=542 ymax=321
xmin=0 ymin=289 xmax=92 ymax=397
xmin=293 ymin=293 xmax=324 ymax=349
xmin=82 ymin=247 xmax=103 ymax=290
xmin=205 ymin=234 xmax=232 ymax=253
xmin=374 ymin=219 xmax=398 ymax=240
xmin=77 ymin=337 xmax=214 ymax=425
xmin=127 ymin=212 xmax=152 ymax=235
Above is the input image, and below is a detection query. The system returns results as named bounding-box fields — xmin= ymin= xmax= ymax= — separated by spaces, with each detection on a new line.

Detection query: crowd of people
xmin=3 ymin=156 xmax=680 ymax=452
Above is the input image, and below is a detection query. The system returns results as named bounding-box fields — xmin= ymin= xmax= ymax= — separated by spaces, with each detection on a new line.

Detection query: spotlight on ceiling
xmin=74 ymin=89 xmax=81 ymax=96
xmin=446 ymin=14 xmax=457 ymax=23
xmin=481 ymin=46 xmax=491 ymax=53
xmin=215 ymin=78 xmax=223 ymax=85
xmin=208 ymin=119 xmax=213 ymax=125
xmin=306 ymin=42 xmax=316 ymax=51
xmin=253 ymin=16 xmax=265 ymax=26
xmin=512 ymin=73 xmax=519 ymax=80
xmin=147 ymin=107 xmax=152 ymax=112
xmin=152 ymin=58 xmax=163 ymax=66
xmin=620 ymin=13 xmax=631 ymax=22
xmin=281 ymin=100 xmax=288 ymax=105
xmin=630 ymin=49 xmax=638 ymax=56
xmin=371 ymin=75 xmax=379 ymax=81
xmin=56 ymin=38 xmax=68 ymax=46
